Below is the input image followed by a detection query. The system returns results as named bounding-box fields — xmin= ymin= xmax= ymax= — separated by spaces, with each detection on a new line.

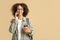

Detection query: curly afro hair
xmin=11 ymin=3 xmax=29 ymax=17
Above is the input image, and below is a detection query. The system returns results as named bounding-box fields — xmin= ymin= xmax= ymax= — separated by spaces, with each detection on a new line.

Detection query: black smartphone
xmin=24 ymin=25 xmax=28 ymax=27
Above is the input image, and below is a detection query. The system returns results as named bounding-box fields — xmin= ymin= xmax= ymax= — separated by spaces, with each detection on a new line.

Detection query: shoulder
xmin=23 ymin=17 xmax=29 ymax=21
xmin=10 ymin=18 xmax=15 ymax=23
xmin=26 ymin=17 xmax=31 ymax=22
xmin=26 ymin=17 xmax=29 ymax=19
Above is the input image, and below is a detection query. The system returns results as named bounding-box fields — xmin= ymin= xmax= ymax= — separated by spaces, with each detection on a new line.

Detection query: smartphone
xmin=24 ymin=25 xmax=28 ymax=27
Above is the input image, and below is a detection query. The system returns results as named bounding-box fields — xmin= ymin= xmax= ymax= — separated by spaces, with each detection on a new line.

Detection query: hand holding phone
xmin=23 ymin=25 xmax=31 ymax=33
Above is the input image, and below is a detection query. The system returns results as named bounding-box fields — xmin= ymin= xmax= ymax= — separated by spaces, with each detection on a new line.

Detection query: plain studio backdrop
xmin=0 ymin=0 xmax=60 ymax=40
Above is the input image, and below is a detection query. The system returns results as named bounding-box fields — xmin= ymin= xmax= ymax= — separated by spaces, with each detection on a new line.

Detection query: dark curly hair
xmin=11 ymin=3 xmax=29 ymax=17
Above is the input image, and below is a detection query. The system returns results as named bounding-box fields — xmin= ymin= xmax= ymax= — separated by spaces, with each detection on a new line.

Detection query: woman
xmin=9 ymin=3 xmax=34 ymax=40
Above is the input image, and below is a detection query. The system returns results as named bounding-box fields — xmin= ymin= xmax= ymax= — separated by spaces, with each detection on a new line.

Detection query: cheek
xmin=17 ymin=10 xmax=20 ymax=12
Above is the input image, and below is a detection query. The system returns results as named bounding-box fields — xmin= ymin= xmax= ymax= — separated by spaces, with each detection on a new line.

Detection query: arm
xmin=27 ymin=18 xmax=34 ymax=37
xmin=9 ymin=19 xmax=17 ymax=34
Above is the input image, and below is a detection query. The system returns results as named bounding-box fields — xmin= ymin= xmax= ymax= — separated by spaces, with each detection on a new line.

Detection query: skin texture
xmin=15 ymin=5 xmax=31 ymax=33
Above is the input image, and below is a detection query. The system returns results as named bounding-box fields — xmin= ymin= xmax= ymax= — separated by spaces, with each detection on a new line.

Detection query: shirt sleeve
xmin=26 ymin=18 xmax=34 ymax=37
xmin=9 ymin=19 xmax=16 ymax=34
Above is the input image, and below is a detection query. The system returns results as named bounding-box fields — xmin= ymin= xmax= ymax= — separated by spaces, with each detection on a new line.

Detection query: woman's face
xmin=17 ymin=5 xmax=24 ymax=16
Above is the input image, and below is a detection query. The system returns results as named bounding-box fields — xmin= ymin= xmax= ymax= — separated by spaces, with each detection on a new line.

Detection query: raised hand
xmin=15 ymin=12 xmax=19 ymax=21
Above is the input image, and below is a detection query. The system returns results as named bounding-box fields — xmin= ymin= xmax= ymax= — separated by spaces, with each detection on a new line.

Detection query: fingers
xmin=23 ymin=27 xmax=31 ymax=33
xmin=23 ymin=27 xmax=30 ymax=31
xmin=15 ymin=12 xmax=18 ymax=17
xmin=14 ymin=12 xmax=19 ymax=20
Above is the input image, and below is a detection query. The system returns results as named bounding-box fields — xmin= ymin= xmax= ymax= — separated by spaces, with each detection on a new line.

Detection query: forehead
xmin=17 ymin=5 xmax=23 ymax=9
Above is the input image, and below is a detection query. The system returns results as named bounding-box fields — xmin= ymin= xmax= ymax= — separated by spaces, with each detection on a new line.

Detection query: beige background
xmin=0 ymin=0 xmax=60 ymax=40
